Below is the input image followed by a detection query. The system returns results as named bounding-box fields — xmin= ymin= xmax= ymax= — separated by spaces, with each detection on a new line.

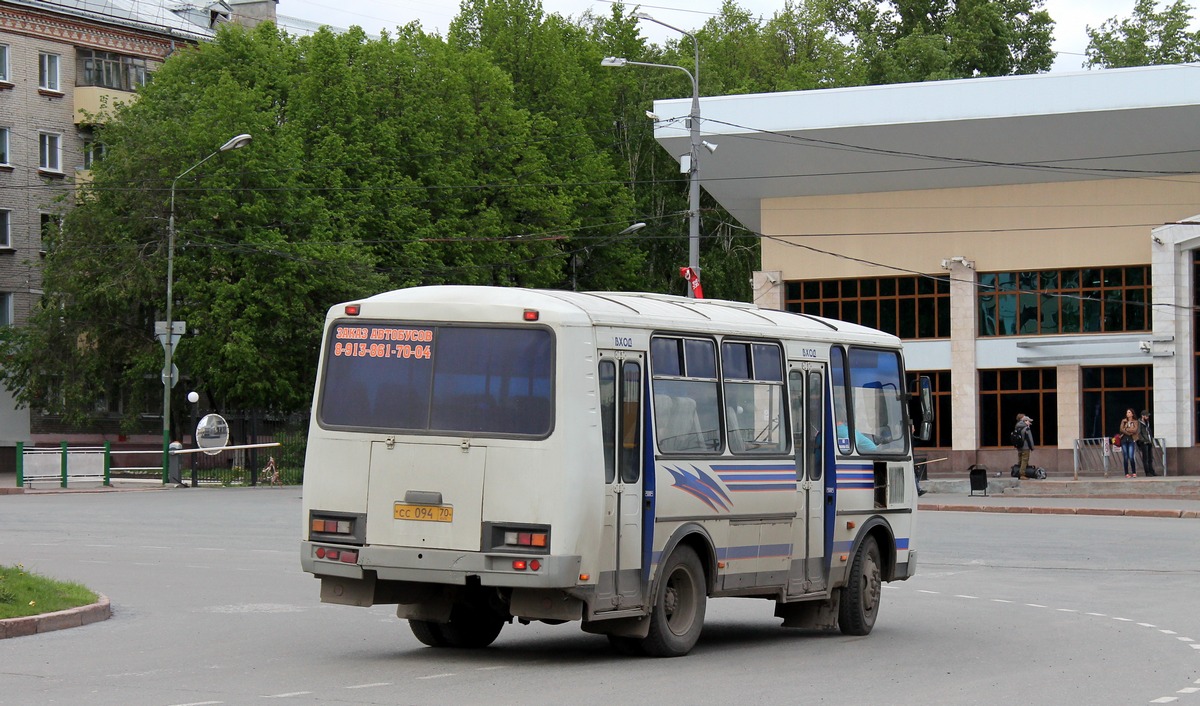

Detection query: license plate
xmin=394 ymin=503 xmax=453 ymax=522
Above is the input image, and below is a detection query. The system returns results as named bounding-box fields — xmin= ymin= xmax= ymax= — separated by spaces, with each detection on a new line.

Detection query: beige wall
xmin=761 ymin=176 xmax=1200 ymax=279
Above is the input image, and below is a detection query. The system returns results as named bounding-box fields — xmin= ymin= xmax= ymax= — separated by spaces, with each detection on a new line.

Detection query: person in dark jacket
xmin=1014 ymin=413 xmax=1035 ymax=480
xmin=1137 ymin=410 xmax=1158 ymax=477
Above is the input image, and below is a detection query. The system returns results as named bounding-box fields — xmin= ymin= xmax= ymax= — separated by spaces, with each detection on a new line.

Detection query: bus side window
xmin=599 ymin=361 xmax=616 ymax=483
xmin=620 ymin=361 xmax=642 ymax=483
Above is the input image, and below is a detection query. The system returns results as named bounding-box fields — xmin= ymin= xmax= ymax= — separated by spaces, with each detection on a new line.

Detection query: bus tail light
xmin=485 ymin=523 xmax=550 ymax=554
xmin=504 ymin=531 xmax=548 ymax=549
xmin=523 ymin=309 xmax=539 ymax=322
xmin=309 ymin=511 xmax=366 ymax=545
xmin=344 ymin=304 xmax=361 ymax=316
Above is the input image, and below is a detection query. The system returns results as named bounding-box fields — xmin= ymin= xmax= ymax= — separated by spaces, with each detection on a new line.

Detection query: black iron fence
xmin=184 ymin=411 xmax=309 ymax=487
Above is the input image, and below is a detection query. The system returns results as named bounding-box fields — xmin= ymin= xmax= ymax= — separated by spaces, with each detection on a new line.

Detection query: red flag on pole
xmin=680 ymin=267 xmax=704 ymax=299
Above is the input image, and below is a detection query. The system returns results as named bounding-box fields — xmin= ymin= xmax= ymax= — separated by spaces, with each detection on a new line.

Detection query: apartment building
xmin=0 ymin=0 xmax=274 ymax=471
xmin=653 ymin=65 xmax=1200 ymax=474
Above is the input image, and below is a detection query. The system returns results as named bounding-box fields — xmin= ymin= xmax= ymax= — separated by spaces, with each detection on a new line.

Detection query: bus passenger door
xmin=788 ymin=364 xmax=828 ymax=595
xmin=596 ymin=352 xmax=645 ymax=609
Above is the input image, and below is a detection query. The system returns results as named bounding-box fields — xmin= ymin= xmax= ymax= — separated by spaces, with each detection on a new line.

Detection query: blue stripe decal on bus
xmin=712 ymin=463 xmax=797 ymax=493
xmin=663 ymin=464 xmax=732 ymax=511
xmin=715 ymin=544 xmax=794 ymax=560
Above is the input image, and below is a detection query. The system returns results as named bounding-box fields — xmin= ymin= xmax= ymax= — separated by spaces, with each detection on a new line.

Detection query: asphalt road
xmin=1 ymin=489 xmax=1199 ymax=705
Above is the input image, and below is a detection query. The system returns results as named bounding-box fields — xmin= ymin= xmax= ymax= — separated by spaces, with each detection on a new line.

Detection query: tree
xmin=1085 ymin=0 xmax=1200 ymax=68
xmin=833 ymin=0 xmax=1056 ymax=83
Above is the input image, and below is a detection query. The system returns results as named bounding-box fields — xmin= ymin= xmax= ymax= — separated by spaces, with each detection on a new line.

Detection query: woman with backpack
xmin=1118 ymin=408 xmax=1140 ymax=478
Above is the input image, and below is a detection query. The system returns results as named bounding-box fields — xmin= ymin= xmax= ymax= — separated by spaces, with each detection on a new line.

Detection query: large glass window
xmin=0 ymin=127 xmax=9 ymax=165
xmin=1081 ymin=366 xmax=1152 ymax=439
xmin=978 ymin=368 xmax=1057 ymax=447
xmin=979 ymin=267 xmax=1150 ymax=336
xmin=0 ymin=44 xmax=10 ymax=82
xmin=651 ymin=336 xmax=720 ymax=453
xmin=784 ymin=275 xmax=950 ymax=339
xmin=318 ymin=323 xmax=553 ymax=437
xmin=38 ymin=52 xmax=59 ymax=91
xmin=721 ymin=341 xmax=787 ymax=454
xmin=0 ymin=292 xmax=11 ymax=326
xmin=76 ymin=49 xmax=150 ymax=91
xmin=0 ymin=209 xmax=9 ymax=248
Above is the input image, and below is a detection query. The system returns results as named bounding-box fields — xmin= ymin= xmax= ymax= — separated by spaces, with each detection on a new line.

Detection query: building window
xmin=38 ymin=52 xmax=60 ymax=91
xmin=1081 ymin=366 xmax=1152 ymax=440
xmin=40 ymin=213 xmax=61 ymax=252
xmin=907 ymin=370 xmax=952 ymax=449
xmin=76 ymin=49 xmax=150 ymax=91
xmin=82 ymin=139 xmax=105 ymax=169
xmin=0 ymin=127 xmax=9 ymax=165
xmin=979 ymin=368 xmax=1057 ymax=447
xmin=0 ymin=44 xmax=10 ymax=82
xmin=784 ymin=275 xmax=950 ymax=339
xmin=39 ymin=133 xmax=61 ymax=172
xmin=0 ymin=209 xmax=9 ymax=247
xmin=979 ymin=267 xmax=1151 ymax=336
xmin=0 ymin=292 xmax=11 ymax=326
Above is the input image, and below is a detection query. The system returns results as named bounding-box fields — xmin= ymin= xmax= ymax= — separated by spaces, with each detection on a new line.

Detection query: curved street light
xmin=161 ymin=133 xmax=251 ymax=482
xmin=604 ymin=12 xmax=703 ymax=298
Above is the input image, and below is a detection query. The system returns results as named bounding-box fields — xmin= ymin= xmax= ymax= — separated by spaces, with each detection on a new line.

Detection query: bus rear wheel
xmin=642 ymin=545 xmax=706 ymax=657
xmin=409 ymin=619 xmax=451 ymax=647
xmin=409 ymin=603 xmax=505 ymax=649
xmin=839 ymin=535 xmax=882 ymax=636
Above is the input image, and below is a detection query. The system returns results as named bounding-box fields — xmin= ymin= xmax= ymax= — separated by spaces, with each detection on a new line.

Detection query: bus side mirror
xmin=913 ymin=376 xmax=934 ymax=441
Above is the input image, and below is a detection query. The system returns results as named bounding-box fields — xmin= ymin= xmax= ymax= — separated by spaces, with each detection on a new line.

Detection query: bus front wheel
xmin=839 ymin=535 xmax=882 ymax=636
xmin=642 ymin=545 xmax=706 ymax=657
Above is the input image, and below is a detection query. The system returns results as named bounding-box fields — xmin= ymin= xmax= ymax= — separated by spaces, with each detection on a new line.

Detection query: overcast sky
xmin=277 ymin=0 xmax=1155 ymax=73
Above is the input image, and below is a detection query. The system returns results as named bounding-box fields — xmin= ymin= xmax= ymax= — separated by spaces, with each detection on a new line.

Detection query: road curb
xmin=0 ymin=594 xmax=111 ymax=639
xmin=920 ymin=503 xmax=1198 ymax=518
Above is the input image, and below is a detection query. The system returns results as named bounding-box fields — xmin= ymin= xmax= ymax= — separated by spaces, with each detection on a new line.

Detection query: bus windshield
xmin=318 ymin=322 xmax=554 ymax=437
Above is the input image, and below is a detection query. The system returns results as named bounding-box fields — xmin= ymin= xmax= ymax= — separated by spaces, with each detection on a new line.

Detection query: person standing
xmin=1136 ymin=410 xmax=1158 ymax=477
xmin=1118 ymin=408 xmax=1140 ymax=478
xmin=1014 ymin=413 xmax=1035 ymax=480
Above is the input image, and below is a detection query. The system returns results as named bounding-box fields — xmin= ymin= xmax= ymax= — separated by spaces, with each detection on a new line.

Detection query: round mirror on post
xmin=196 ymin=413 xmax=230 ymax=456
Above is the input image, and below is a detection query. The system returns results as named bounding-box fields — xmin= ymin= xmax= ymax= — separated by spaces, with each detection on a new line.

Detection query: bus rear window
xmin=318 ymin=323 xmax=553 ymax=437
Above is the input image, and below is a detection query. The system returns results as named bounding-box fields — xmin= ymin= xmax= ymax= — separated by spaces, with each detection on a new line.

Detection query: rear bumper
xmin=301 ymin=541 xmax=582 ymax=588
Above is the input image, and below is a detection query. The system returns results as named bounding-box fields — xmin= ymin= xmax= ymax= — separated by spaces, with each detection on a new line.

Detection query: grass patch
xmin=0 ymin=564 xmax=97 ymax=619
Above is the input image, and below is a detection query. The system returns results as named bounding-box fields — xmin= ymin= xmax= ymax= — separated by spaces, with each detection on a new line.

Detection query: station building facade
xmin=653 ymin=65 xmax=1200 ymax=474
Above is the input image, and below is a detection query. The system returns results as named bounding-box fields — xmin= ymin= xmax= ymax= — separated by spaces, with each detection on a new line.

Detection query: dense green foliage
xmin=1085 ymin=0 xmax=1200 ymax=68
xmin=0 ymin=0 xmax=1061 ymax=429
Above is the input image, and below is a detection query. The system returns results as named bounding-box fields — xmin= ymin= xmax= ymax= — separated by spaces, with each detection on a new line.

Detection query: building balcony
xmin=74 ymin=86 xmax=137 ymax=124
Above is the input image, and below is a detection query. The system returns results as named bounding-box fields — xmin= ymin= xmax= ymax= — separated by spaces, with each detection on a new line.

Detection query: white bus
xmin=301 ymin=286 xmax=933 ymax=657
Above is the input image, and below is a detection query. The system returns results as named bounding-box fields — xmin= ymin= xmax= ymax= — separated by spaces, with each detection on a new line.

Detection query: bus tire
xmin=839 ymin=535 xmax=882 ymax=636
xmin=440 ymin=603 xmax=505 ymax=649
xmin=409 ymin=619 xmax=450 ymax=647
xmin=642 ymin=545 xmax=706 ymax=657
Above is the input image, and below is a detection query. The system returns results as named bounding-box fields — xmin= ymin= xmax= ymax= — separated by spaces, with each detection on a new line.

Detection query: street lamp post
xmin=602 ymin=12 xmax=703 ymax=298
xmin=161 ymin=133 xmax=251 ymax=482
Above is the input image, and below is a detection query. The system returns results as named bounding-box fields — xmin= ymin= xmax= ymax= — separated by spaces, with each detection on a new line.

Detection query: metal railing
xmin=1073 ymin=437 xmax=1167 ymax=479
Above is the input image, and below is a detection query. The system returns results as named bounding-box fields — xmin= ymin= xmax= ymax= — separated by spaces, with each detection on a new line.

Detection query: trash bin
xmin=967 ymin=464 xmax=988 ymax=496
